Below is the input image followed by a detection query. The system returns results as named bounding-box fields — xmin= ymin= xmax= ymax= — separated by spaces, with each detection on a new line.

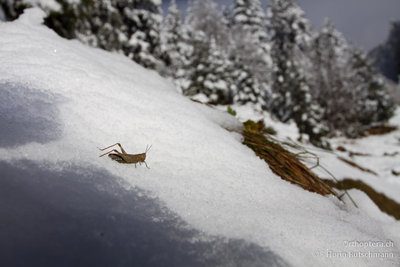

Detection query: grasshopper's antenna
xmin=146 ymin=144 xmax=152 ymax=153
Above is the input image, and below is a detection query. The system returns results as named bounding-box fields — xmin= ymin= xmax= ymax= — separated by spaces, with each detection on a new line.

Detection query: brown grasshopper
xmin=99 ymin=143 xmax=152 ymax=168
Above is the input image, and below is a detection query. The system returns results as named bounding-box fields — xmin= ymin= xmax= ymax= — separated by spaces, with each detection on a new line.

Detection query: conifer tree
xmin=181 ymin=0 xmax=233 ymax=103
xmin=267 ymin=0 xmax=328 ymax=146
xmin=161 ymin=0 xmax=185 ymax=79
xmin=203 ymin=38 xmax=233 ymax=104
xmin=230 ymin=30 xmax=266 ymax=106
xmin=0 ymin=0 xmax=28 ymax=21
xmin=114 ymin=0 xmax=164 ymax=70
xmin=231 ymin=0 xmax=271 ymax=106
xmin=232 ymin=0 xmax=268 ymax=46
xmin=309 ymin=19 xmax=394 ymax=137
xmin=346 ymin=46 xmax=395 ymax=135
xmin=308 ymin=19 xmax=351 ymax=135
xmin=44 ymin=0 xmax=164 ymax=70
xmin=42 ymin=0 xmax=122 ymax=50
xmin=370 ymin=21 xmax=400 ymax=83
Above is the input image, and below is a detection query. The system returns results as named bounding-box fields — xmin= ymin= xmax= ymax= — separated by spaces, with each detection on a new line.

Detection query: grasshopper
xmin=99 ymin=143 xmax=152 ymax=168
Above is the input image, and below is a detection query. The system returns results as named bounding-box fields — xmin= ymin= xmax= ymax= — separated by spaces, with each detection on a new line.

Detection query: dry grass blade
xmin=337 ymin=156 xmax=377 ymax=175
xmin=242 ymin=130 xmax=337 ymax=196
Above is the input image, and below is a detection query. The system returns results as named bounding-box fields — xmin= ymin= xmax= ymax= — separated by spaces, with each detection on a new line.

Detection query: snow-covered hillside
xmin=0 ymin=8 xmax=399 ymax=267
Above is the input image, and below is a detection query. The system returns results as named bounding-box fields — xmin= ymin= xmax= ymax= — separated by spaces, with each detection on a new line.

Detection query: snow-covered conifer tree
xmin=232 ymin=0 xmax=268 ymax=46
xmin=181 ymin=0 xmax=233 ymax=103
xmin=309 ymin=19 xmax=394 ymax=137
xmin=161 ymin=0 xmax=185 ymax=79
xmin=370 ymin=21 xmax=400 ymax=83
xmin=345 ymin=46 xmax=395 ymax=135
xmin=43 ymin=0 xmax=124 ymax=51
xmin=115 ymin=0 xmax=164 ymax=70
xmin=202 ymin=38 xmax=233 ymax=103
xmin=230 ymin=0 xmax=271 ymax=106
xmin=229 ymin=30 xmax=266 ymax=106
xmin=0 ymin=0 xmax=28 ymax=20
xmin=267 ymin=0 xmax=328 ymax=146
xmin=307 ymin=19 xmax=352 ymax=135
xmin=186 ymin=0 xmax=230 ymax=49
xmin=43 ymin=0 xmax=164 ymax=70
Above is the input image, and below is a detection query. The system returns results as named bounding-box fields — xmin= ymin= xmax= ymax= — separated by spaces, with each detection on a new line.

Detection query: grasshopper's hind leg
xmin=99 ymin=143 xmax=127 ymax=154
xmin=99 ymin=149 xmax=121 ymax=158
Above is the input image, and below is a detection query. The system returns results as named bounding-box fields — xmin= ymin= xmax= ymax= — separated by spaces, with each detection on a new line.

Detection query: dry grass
xmin=392 ymin=170 xmax=400 ymax=176
xmin=241 ymin=121 xmax=337 ymax=196
xmin=337 ymin=156 xmax=378 ymax=175
xmin=324 ymin=178 xmax=400 ymax=220
xmin=366 ymin=125 xmax=397 ymax=136
xmin=336 ymin=146 xmax=371 ymax=157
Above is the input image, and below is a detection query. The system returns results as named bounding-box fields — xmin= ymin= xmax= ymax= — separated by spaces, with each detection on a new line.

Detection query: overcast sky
xmin=162 ymin=0 xmax=400 ymax=51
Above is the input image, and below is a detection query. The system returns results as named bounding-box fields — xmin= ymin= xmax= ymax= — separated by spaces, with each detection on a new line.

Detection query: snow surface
xmin=24 ymin=0 xmax=61 ymax=12
xmin=325 ymin=110 xmax=400 ymax=202
xmin=1 ymin=8 xmax=399 ymax=266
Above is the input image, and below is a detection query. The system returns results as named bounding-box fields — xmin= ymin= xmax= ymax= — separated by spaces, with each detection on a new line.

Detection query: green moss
xmin=227 ymin=106 xmax=237 ymax=116
xmin=243 ymin=119 xmax=277 ymax=135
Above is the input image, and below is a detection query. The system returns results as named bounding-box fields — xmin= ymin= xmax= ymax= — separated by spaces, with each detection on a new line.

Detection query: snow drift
xmin=0 ymin=8 xmax=399 ymax=266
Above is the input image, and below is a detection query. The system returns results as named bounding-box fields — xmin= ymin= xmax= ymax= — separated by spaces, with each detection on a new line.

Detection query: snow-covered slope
xmin=1 ymin=8 xmax=399 ymax=266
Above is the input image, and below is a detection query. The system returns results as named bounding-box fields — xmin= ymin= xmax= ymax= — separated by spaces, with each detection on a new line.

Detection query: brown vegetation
xmin=242 ymin=121 xmax=336 ymax=196
xmin=337 ymin=157 xmax=377 ymax=175
xmin=365 ymin=125 xmax=397 ymax=136
xmin=324 ymin=179 xmax=400 ymax=220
